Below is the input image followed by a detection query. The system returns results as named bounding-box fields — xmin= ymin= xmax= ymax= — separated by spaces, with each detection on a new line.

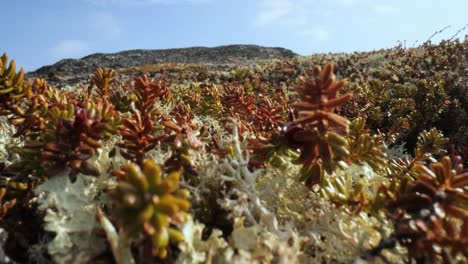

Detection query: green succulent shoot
xmin=347 ymin=118 xmax=387 ymax=171
xmin=111 ymin=160 xmax=190 ymax=258
xmin=0 ymin=53 xmax=31 ymax=115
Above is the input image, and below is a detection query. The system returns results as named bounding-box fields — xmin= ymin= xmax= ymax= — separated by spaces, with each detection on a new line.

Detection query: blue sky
xmin=2 ymin=0 xmax=467 ymax=71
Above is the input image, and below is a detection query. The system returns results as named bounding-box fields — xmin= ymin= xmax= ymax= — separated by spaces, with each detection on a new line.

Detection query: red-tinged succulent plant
xmin=281 ymin=63 xmax=352 ymax=187
xmin=88 ymin=67 xmax=116 ymax=100
xmin=4 ymin=103 xmax=75 ymax=180
xmin=245 ymin=103 xmax=294 ymax=170
xmin=160 ymin=115 xmax=202 ymax=176
xmin=133 ymin=75 xmax=167 ymax=114
xmin=395 ymin=156 xmax=468 ymax=220
xmin=366 ymin=156 xmax=468 ymax=263
xmin=42 ymin=100 xmax=120 ymax=181
xmin=117 ymin=75 xmax=169 ymax=165
xmin=222 ymin=84 xmax=257 ymax=118
xmin=118 ymin=110 xmax=162 ymax=166
xmin=254 ymin=96 xmax=287 ymax=134
xmin=220 ymin=83 xmax=282 ymax=137
xmin=7 ymin=82 xmax=46 ymax=138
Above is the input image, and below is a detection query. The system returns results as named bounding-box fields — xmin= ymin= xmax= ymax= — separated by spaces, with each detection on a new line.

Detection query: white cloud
xmin=51 ymin=40 xmax=90 ymax=59
xmin=253 ymin=0 xmax=330 ymax=41
xmin=253 ymin=0 xmax=397 ymax=42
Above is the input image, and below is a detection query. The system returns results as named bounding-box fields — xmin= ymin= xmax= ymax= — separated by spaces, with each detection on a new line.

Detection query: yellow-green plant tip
xmin=168 ymin=228 xmax=185 ymax=243
xmin=0 ymin=53 xmax=6 ymax=67
xmin=152 ymin=226 xmax=169 ymax=249
xmin=155 ymin=181 xmax=172 ymax=195
xmin=335 ymin=193 xmax=348 ymax=203
xmin=162 ymin=176 xmax=180 ymax=193
xmin=180 ymin=153 xmax=193 ymax=165
xmin=167 ymin=171 xmax=180 ymax=182
xmin=227 ymin=145 xmax=235 ymax=157
xmin=330 ymin=144 xmax=350 ymax=157
xmin=335 ymin=178 xmax=346 ymax=193
xmin=366 ymin=160 xmax=379 ymax=170
xmin=13 ymin=67 xmax=24 ymax=84
xmin=327 ymin=131 xmax=348 ymax=146
xmin=0 ymin=87 xmax=14 ymax=94
xmin=323 ymin=186 xmax=335 ymax=197
xmin=157 ymin=248 xmax=168 ymax=258
xmin=158 ymin=194 xmax=178 ymax=213
xmin=124 ymin=163 xmax=149 ymax=192
xmin=175 ymin=189 xmax=190 ymax=199
xmin=269 ymin=153 xmax=287 ymax=167
xmin=154 ymin=204 xmax=176 ymax=216
xmin=173 ymin=198 xmax=191 ymax=211
xmin=5 ymin=60 xmax=16 ymax=77
xmin=138 ymin=204 xmax=155 ymax=222
xmin=9 ymin=182 xmax=28 ymax=190
xmin=143 ymin=160 xmax=162 ymax=188
xmin=154 ymin=213 xmax=170 ymax=229
xmin=374 ymin=156 xmax=387 ymax=166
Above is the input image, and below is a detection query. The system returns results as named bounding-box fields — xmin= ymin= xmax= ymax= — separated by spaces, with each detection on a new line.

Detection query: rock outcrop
xmin=29 ymin=45 xmax=298 ymax=84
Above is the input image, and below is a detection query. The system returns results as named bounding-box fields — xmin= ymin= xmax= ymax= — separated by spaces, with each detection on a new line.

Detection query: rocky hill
xmin=28 ymin=45 xmax=298 ymax=84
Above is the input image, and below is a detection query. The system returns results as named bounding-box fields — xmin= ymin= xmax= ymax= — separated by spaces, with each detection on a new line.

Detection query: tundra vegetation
xmin=0 ymin=38 xmax=467 ymax=263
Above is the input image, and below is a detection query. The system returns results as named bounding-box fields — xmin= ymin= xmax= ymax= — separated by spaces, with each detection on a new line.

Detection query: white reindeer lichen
xmin=34 ymin=171 xmax=106 ymax=263
xmin=218 ymin=125 xmax=277 ymax=231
